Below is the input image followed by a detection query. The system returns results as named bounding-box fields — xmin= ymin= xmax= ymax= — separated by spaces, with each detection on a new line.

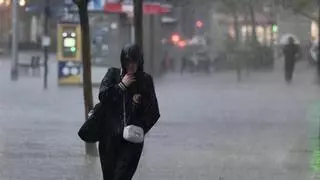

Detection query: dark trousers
xmin=99 ymin=136 xmax=143 ymax=180
xmin=285 ymin=59 xmax=295 ymax=83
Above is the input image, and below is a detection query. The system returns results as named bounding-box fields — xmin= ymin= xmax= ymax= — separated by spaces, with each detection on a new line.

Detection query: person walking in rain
xmin=283 ymin=36 xmax=300 ymax=83
xmin=98 ymin=44 xmax=160 ymax=180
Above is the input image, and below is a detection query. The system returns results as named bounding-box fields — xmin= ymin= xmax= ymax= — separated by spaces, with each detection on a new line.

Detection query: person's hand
xmin=122 ymin=74 xmax=136 ymax=87
xmin=133 ymin=94 xmax=141 ymax=104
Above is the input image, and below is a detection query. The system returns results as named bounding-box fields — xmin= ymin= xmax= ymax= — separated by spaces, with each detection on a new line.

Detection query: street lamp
xmin=19 ymin=0 xmax=25 ymax=6
xmin=5 ymin=0 xmax=10 ymax=6
xmin=0 ymin=0 xmax=26 ymax=6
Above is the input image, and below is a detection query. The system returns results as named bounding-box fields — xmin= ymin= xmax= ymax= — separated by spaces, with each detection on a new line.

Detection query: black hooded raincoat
xmin=98 ymin=44 xmax=160 ymax=180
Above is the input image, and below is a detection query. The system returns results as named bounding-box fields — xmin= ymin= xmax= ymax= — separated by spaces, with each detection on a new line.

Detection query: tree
xmin=214 ymin=0 xmax=242 ymax=44
xmin=217 ymin=0 xmax=272 ymax=45
xmin=274 ymin=0 xmax=317 ymax=21
xmin=134 ymin=0 xmax=143 ymax=48
xmin=248 ymin=0 xmax=258 ymax=44
xmin=73 ymin=0 xmax=98 ymax=157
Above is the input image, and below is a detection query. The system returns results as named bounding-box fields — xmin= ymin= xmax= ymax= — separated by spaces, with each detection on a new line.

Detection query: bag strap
xmin=121 ymin=69 xmax=127 ymax=127
xmin=123 ymin=95 xmax=127 ymax=126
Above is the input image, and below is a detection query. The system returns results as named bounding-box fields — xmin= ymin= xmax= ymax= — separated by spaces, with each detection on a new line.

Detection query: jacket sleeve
xmin=141 ymin=75 xmax=160 ymax=134
xmin=98 ymin=68 xmax=126 ymax=103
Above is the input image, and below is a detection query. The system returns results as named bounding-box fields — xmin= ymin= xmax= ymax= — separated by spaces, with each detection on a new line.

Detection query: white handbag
xmin=122 ymin=95 xmax=145 ymax=143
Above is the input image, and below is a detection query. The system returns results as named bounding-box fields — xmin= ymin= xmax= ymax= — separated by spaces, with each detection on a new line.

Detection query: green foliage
xmin=274 ymin=0 xmax=317 ymax=20
xmin=213 ymin=0 xmax=266 ymax=14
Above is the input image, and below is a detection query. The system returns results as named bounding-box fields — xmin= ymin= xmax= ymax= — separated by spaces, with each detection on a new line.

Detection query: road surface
xmin=0 ymin=58 xmax=319 ymax=180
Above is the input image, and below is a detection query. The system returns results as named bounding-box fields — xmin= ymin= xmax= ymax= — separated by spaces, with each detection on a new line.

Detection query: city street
xmin=0 ymin=58 xmax=320 ymax=180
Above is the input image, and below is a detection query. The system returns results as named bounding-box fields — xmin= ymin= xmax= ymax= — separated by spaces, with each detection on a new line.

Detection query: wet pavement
xmin=0 ymin=58 xmax=320 ymax=180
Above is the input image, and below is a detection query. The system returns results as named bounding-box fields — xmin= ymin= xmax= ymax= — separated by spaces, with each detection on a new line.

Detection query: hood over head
xmin=120 ymin=43 xmax=144 ymax=75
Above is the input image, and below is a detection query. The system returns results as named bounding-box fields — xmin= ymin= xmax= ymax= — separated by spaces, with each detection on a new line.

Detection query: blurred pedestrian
xmin=283 ymin=37 xmax=300 ymax=83
xmin=98 ymin=44 xmax=160 ymax=180
xmin=310 ymin=39 xmax=319 ymax=64
xmin=180 ymin=55 xmax=188 ymax=75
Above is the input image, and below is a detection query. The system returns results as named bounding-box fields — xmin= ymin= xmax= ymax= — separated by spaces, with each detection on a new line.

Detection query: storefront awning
xmin=104 ymin=2 xmax=172 ymax=14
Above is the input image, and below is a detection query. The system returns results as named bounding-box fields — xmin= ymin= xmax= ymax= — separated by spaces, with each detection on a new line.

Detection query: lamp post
xmin=43 ymin=0 xmax=50 ymax=89
xmin=10 ymin=0 xmax=18 ymax=81
xmin=9 ymin=0 xmax=26 ymax=81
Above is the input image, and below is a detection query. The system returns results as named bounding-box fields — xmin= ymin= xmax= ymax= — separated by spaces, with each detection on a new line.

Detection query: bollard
xmin=235 ymin=58 xmax=242 ymax=82
xmin=31 ymin=56 xmax=41 ymax=77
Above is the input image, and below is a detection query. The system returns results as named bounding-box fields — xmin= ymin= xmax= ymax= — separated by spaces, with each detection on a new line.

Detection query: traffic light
xmin=171 ymin=34 xmax=180 ymax=44
xmin=272 ymin=24 xmax=278 ymax=33
xmin=178 ymin=40 xmax=186 ymax=48
xmin=196 ymin=20 xmax=203 ymax=28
